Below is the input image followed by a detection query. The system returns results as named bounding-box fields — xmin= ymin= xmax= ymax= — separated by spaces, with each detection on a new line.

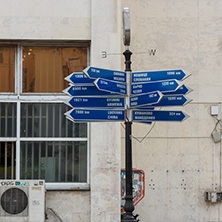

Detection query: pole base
xmin=123 ymin=214 xmax=136 ymax=222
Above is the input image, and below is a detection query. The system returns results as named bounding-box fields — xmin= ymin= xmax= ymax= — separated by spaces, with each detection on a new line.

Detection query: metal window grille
xmin=0 ymin=103 xmax=16 ymax=137
xmin=20 ymin=141 xmax=87 ymax=183
xmin=20 ymin=103 xmax=87 ymax=138
xmin=0 ymin=142 xmax=16 ymax=179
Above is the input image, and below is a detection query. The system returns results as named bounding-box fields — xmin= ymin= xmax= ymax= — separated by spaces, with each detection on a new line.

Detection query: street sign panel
xmin=135 ymin=121 xmax=152 ymax=124
xmin=162 ymin=85 xmax=193 ymax=95
xmin=66 ymin=97 xmax=125 ymax=108
xmin=65 ymin=109 xmax=125 ymax=121
xmin=132 ymin=110 xmax=189 ymax=122
xmin=83 ymin=66 xmax=126 ymax=83
xmin=130 ymin=91 xmax=163 ymax=108
xmin=140 ymin=95 xmax=192 ymax=108
xmin=132 ymin=69 xmax=191 ymax=83
xmin=63 ymin=85 xmax=121 ymax=96
xmin=64 ymin=72 xmax=94 ymax=84
xmin=131 ymin=79 xmax=183 ymax=95
xmin=94 ymin=78 xmax=127 ymax=95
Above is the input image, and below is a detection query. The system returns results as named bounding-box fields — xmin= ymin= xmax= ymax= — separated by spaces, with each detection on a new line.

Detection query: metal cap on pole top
xmin=123 ymin=7 xmax=130 ymax=47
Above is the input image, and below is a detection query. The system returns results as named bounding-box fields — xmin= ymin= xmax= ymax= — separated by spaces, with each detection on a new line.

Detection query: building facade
xmin=121 ymin=0 xmax=222 ymax=221
xmin=0 ymin=0 xmax=222 ymax=222
xmin=0 ymin=1 xmax=121 ymax=221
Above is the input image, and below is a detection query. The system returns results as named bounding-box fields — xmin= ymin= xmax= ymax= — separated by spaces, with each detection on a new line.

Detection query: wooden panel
xmin=22 ymin=46 xmax=87 ymax=93
xmin=0 ymin=47 xmax=15 ymax=92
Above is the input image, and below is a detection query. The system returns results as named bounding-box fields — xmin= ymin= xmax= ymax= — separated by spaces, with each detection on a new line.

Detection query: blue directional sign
xmin=94 ymin=78 xmax=127 ymax=95
xmin=135 ymin=121 xmax=152 ymax=124
xmin=162 ymin=85 xmax=193 ymax=95
xmin=131 ymin=79 xmax=183 ymax=95
xmin=83 ymin=66 xmax=126 ymax=83
xmin=130 ymin=91 xmax=163 ymax=108
xmin=65 ymin=109 xmax=125 ymax=121
xmin=63 ymin=85 xmax=121 ymax=96
xmin=65 ymin=72 xmax=94 ymax=84
xmin=66 ymin=97 xmax=125 ymax=108
xmin=132 ymin=110 xmax=189 ymax=122
xmin=132 ymin=69 xmax=191 ymax=83
xmin=139 ymin=95 xmax=192 ymax=108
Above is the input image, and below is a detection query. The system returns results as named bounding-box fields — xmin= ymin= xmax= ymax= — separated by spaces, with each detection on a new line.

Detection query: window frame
xmin=0 ymin=41 xmax=90 ymax=190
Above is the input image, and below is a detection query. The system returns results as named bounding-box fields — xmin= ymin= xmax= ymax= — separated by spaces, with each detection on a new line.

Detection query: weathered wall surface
xmin=0 ymin=0 xmax=122 ymax=221
xmin=46 ymin=191 xmax=90 ymax=221
xmin=121 ymin=0 xmax=222 ymax=221
xmin=3 ymin=0 xmax=222 ymax=221
xmin=90 ymin=1 xmax=122 ymax=221
xmin=0 ymin=0 xmax=91 ymax=39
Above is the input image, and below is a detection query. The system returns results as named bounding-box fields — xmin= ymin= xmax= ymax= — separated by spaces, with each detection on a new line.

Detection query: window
xmin=0 ymin=43 xmax=89 ymax=190
xmin=22 ymin=46 xmax=87 ymax=93
xmin=0 ymin=103 xmax=16 ymax=137
xmin=0 ymin=46 xmax=15 ymax=92
xmin=0 ymin=142 xmax=16 ymax=179
xmin=20 ymin=141 xmax=87 ymax=182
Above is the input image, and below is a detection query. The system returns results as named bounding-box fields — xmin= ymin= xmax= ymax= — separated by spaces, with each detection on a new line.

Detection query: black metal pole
xmin=123 ymin=49 xmax=135 ymax=222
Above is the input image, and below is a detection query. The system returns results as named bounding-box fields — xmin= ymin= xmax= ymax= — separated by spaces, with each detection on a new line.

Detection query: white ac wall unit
xmin=0 ymin=180 xmax=45 ymax=222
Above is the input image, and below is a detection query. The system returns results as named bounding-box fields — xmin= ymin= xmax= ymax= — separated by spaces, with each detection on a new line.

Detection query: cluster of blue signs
xmin=63 ymin=66 xmax=192 ymax=123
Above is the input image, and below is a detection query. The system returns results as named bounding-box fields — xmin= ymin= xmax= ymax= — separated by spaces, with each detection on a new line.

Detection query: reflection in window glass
xmin=21 ymin=103 xmax=87 ymax=138
xmin=22 ymin=46 xmax=87 ymax=93
xmin=20 ymin=141 xmax=87 ymax=183
xmin=0 ymin=103 xmax=16 ymax=137
xmin=0 ymin=46 xmax=15 ymax=92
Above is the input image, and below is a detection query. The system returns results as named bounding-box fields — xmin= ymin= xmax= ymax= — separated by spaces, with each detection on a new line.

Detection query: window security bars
xmin=20 ymin=141 xmax=87 ymax=183
xmin=0 ymin=142 xmax=16 ymax=179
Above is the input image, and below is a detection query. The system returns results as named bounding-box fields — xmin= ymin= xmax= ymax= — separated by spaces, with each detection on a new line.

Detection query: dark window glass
xmin=0 ymin=142 xmax=16 ymax=179
xmin=20 ymin=141 xmax=87 ymax=182
xmin=21 ymin=103 xmax=87 ymax=138
xmin=0 ymin=103 xmax=16 ymax=137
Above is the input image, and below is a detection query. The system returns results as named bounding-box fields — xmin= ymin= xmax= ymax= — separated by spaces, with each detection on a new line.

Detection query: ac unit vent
xmin=1 ymin=188 xmax=28 ymax=215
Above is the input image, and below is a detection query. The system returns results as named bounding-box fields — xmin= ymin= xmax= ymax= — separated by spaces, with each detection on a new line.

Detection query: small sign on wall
xmin=121 ymin=169 xmax=145 ymax=211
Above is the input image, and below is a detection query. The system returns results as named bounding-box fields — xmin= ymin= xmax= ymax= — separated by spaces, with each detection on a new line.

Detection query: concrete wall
xmin=0 ymin=0 xmax=91 ymax=39
xmin=46 ymin=191 xmax=90 ymax=221
xmin=0 ymin=0 xmax=122 ymax=221
xmin=90 ymin=1 xmax=121 ymax=221
xmin=121 ymin=0 xmax=222 ymax=221
xmin=2 ymin=0 xmax=222 ymax=221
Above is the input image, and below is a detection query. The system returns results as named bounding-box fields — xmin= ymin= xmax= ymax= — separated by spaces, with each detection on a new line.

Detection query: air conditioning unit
xmin=0 ymin=180 xmax=45 ymax=222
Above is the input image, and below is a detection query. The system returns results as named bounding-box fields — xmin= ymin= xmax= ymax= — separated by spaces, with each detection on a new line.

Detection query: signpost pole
xmin=123 ymin=50 xmax=136 ymax=222
xmin=123 ymin=7 xmax=136 ymax=222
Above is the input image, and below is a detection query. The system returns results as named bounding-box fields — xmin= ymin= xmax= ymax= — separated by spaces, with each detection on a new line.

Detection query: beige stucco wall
xmin=0 ymin=0 xmax=122 ymax=222
xmin=46 ymin=191 xmax=90 ymax=221
xmin=2 ymin=0 xmax=222 ymax=221
xmin=121 ymin=0 xmax=222 ymax=221
xmin=0 ymin=0 xmax=91 ymax=39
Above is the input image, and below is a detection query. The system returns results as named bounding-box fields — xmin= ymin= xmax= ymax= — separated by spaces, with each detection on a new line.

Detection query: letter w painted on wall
xmin=148 ymin=49 xmax=156 ymax=56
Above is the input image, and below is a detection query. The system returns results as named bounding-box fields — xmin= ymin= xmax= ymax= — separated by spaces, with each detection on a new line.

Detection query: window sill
xmin=46 ymin=183 xmax=90 ymax=191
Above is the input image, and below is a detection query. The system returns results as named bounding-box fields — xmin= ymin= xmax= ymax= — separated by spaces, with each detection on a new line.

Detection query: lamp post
xmin=123 ymin=7 xmax=136 ymax=222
